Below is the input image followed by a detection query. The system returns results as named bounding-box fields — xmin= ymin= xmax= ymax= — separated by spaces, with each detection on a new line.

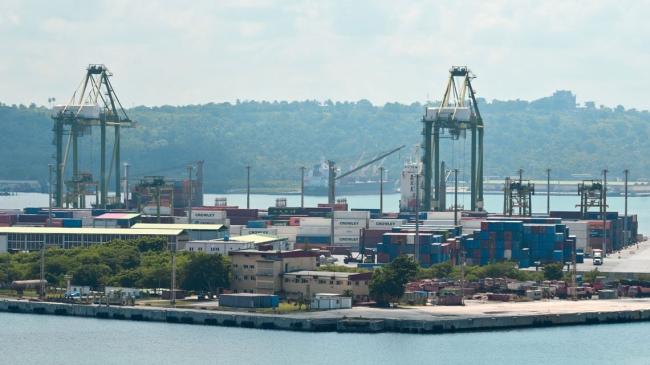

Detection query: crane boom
xmin=336 ymin=145 xmax=405 ymax=180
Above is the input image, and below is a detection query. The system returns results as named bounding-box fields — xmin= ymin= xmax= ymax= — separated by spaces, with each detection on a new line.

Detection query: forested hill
xmin=1 ymin=90 xmax=649 ymax=192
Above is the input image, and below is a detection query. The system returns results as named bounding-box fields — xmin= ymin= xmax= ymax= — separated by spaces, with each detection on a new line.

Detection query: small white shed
xmin=311 ymin=293 xmax=352 ymax=310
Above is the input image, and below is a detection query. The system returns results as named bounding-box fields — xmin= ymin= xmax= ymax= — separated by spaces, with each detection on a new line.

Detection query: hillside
xmin=1 ymin=91 xmax=648 ymax=192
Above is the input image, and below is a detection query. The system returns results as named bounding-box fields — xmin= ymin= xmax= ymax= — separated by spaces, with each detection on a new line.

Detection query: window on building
xmin=284 ymin=278 xmax=289 ymax=283
xmin=301 ymin=279 xmax=308 ymax=284
xmin=244 ymin=275 xmax=248 ymax=280
xmin=251 ymin=276 xmax=256 ymax=280
xmin=250 ymin=265 xmax=255 ymax=269
xmin=336 ymin=281 xmax=341 ymax=285
xmin=319 ymin=280 xmax=326 ymax=284
xmin=347 ymin=281 xmax=351 ymax=286
xmin=355 ymin=281 xmax=359 ymax=286
xmin=330 ymin=281 xmax=334 ymax=285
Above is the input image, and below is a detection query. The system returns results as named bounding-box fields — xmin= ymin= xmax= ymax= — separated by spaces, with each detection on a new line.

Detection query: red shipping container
xmin=481 ymin=221 xmax=488 ymax=230
xmin=504 ymin=241 xmax=512 ymax=250
xmin=504 ymin=231 xmax=512 ymax=240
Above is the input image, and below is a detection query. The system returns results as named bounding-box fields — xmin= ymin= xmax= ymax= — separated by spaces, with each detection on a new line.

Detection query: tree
xmin=543 ymin=263 xmax=564 ymax=280
xmin=73 ymin=264 xmax=112 ymax=288
xmin=583 ymin=268 xmax=600 ymax=284
xmin=180 ymin=253 xmax=229 ymax=292
xmin=369 ymin=255 xmax=418 ymax=306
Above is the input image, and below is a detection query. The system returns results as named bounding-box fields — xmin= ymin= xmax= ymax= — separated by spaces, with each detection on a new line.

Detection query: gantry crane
xmin=503 ymin=171 xmax=535 ymax=216
xmin=422 ymin=66 xmax=484 ymax=212
xmin=51 ymin=64 xmax=134 ymax=208
xmin=327 ymin=145 xmax=405 ymax=204
xmin=577 ymin=180 xmax=606 ymax=218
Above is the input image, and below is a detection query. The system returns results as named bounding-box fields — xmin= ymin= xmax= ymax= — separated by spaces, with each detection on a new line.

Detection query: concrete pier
xmin=2 ymin=298 xmax=650 ymax=334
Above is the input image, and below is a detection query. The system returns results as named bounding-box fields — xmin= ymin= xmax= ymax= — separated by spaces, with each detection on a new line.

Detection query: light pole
xmin=246 ymin=166 xmax=251 ymax=209
xmin=48 ymin=164 xmax=53 ymax=226
xmin=546 ymin=168 xmax=551 ymax=215
xmin=623 ymin=169 xmax=630 ymax=245
xmin=171 ymin=243 xmax=177 ymax=307
xmin=602 ymin=169 xmax=608 ymax=256
xmin=379 ymin=166 xmax=385 ymax=215
xmin=454 ymin=169 xmax=459 ymax=226
xmin=124 ymin=163 xmax=129 ymax=209
xmin=187 ymin=165 xmax=193 ymax=224
xmin=415 ymin=166 xmax=421 ymax=265
xmin=300 ymin=166 xmax=305 ymax=209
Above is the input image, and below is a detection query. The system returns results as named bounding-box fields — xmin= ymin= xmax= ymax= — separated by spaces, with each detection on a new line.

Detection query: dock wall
xmin=2 ymin=299 xmax=649 ymax=334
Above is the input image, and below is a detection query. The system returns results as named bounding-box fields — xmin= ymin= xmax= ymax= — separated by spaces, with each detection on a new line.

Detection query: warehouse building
xmin=0 ymin=227 xmax=188 ymax=252
xmin=131 ymin=223 xmax=228 ymax=241
xmin=282 ymin=270 xmax=371 ymax=302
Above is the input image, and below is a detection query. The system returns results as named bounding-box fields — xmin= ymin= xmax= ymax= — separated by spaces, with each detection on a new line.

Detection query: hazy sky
xmin=1 ymin=0 xmax=649 ymax=109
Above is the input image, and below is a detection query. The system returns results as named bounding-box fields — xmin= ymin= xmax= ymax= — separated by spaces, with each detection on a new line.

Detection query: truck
xmin=592 ymin=249 xmax=604 ymax=265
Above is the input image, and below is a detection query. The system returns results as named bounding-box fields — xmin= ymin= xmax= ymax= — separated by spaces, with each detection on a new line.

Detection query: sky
xmin=1 ymin=0 xmax=649 ymax=109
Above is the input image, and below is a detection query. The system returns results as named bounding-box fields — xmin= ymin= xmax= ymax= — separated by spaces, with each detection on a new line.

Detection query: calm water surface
xmin=1 ymin=312 xmax=649 ymax=365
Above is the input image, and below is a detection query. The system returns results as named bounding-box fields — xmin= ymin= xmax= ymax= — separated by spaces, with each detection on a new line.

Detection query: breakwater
xmin=3 ymin=298 xmax=650 ymax=334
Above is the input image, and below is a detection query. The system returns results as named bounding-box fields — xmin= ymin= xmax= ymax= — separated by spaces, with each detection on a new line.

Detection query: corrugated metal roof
xmin=0 ymin=227 xmax=183 ymax=236
xmin=131 ymin=223 xmax=226 ymax=231
xmin=228 ymin=234 xmax=286 ymax=244
xmin=94 ymin=213 xmax=141 ymax=220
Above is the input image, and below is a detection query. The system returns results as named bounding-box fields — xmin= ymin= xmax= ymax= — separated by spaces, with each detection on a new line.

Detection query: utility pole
xmin=518 ymin=169 xmax=523 ymax=216
xmin=603 ymin=169 xmax=608 ymax=256
xmin=124 ymin=163 xmax=129 ymax=209
xmin=246 ymin=166 xmax=251 ymax=209
xmin=546 ymin=168 xmax=551 ymax=215
xmin=379 ymin=166 xmax=384 ymax=215
xmin=454 ymin=168 xmax=459 ymax=226
xmin=48 ymin=164 xmax=53 ymax=226
xmin=40 ymin=241 xmax=45 ymax=300
xmin=187 ymin=165 xmax=193 ymax=224
xmin=300 ymin=166 xmax=305 ymax=209
xmin=415 ymin=169 xmax=420 ymax=265
xmin=460 ymin=246 xmax=465 ymax=305
xmin=171 ymin=243 xmax=177 ymax=307
xmin=623 ymin=169 xmax=630 ymax=245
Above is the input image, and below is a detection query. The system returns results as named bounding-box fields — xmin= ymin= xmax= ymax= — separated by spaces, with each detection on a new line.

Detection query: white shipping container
xmin=504 ymin=249 xmax=512 ymax=259
xmin=334 ymin=218 xmax=367 ymax=228
xmin=191 ymin=210 xmax=227 ymax=220
xmin=334 ymin=211 xmax=370 ymax=219
xmin=143 ymin=206 xmax=172 ymax=215
xmin=241 ymin=228 xmax=278 ymax=236
xmin=369 ymin=219 xmax=406 ymax=229
xmin=407 ymin=234 xmax=415 ymax=245
xmin=299 ymin=217 xmax=331 ymax=227
xmin=299 ymin=226 xmax=331 ymax=235
xmin=334 ymin=227 xmax=361 ymax=236
xmin=275 ymin=226 xmax=299 ymax=235
xmin=426 ymin=211 xmax=456 ymax=220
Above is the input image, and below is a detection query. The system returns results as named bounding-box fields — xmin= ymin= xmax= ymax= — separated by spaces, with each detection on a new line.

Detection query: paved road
xmin=577 ymin=239 xmax=650 ymax=274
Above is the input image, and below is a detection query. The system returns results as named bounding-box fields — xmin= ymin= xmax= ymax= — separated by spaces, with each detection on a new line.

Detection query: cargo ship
xmin=303 ymin=161 xmax=396 ymax=196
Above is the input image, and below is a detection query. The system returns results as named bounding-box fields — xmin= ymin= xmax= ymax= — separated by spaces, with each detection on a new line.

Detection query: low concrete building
xmin=230 ymin=249 xmax=319 ymax=295
xmin=311 ymin=293 xmax=352 ymax=310
xmin=185 ymin=234 xmax=290 ymax=255
xmin=131 ymin=223 xmax=228 ymax=241
xmin=0 ymin=227 xmax=188 ymax=252
xmin=282 ymin=270 xmax=372 ymax=302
